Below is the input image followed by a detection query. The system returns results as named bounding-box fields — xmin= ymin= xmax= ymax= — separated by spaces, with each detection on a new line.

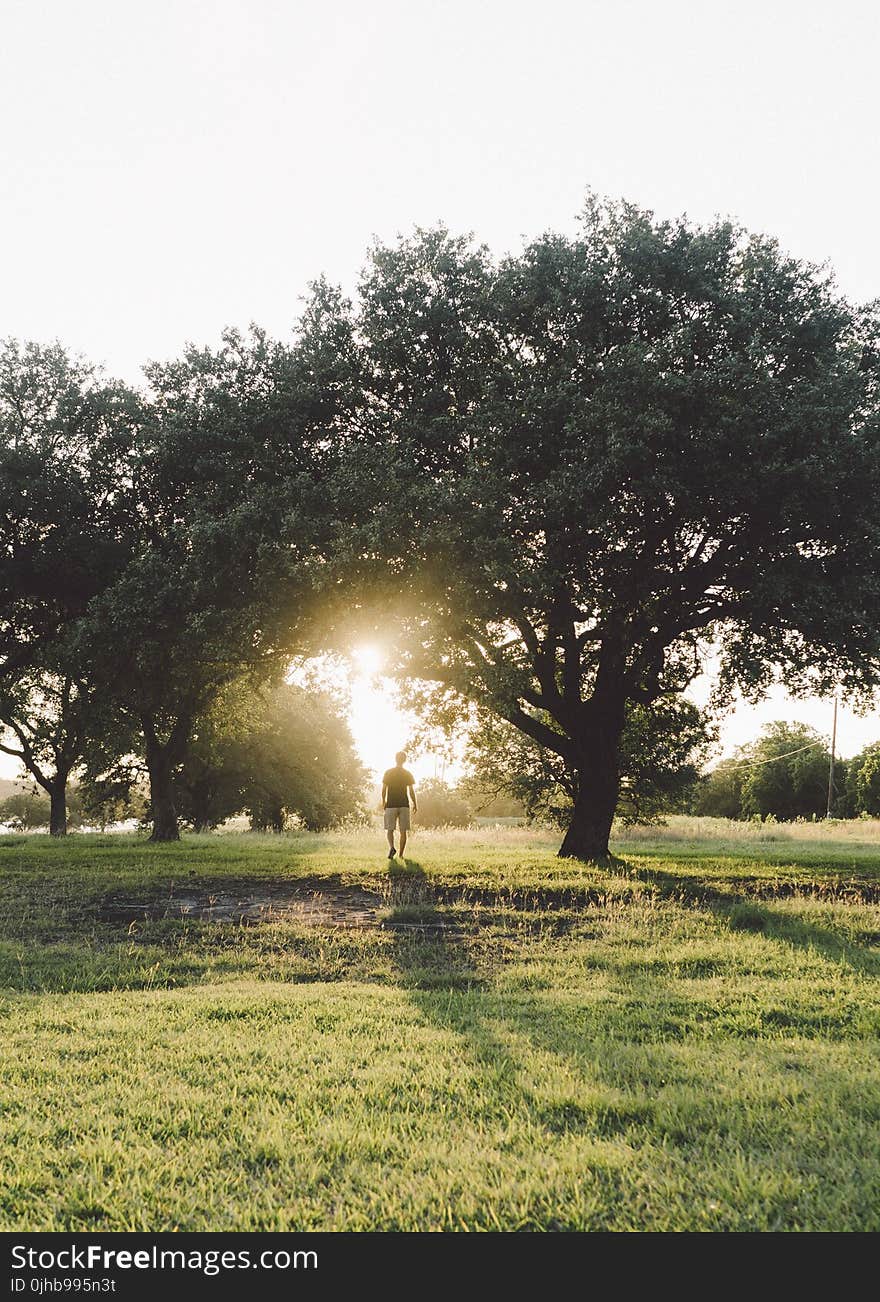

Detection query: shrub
xmin=414 ymin=779 xmax=472 ymax=828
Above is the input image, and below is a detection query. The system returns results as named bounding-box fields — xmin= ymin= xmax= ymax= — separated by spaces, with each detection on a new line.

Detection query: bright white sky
xmin=2 ymin=0 xmax=879 ymax=783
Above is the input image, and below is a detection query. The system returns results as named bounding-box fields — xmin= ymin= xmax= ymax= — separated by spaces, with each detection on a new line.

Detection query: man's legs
xmin=385 ymin=808 xmax=397 ymax=857
xmin=386 ymin=825 xmax=396 ymax=855
xmin=399 ymin=826 xmax=407 ymax=857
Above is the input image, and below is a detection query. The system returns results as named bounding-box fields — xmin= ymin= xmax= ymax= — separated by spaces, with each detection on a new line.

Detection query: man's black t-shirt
xmin=383 ymin=767 xmax=415 ymax=808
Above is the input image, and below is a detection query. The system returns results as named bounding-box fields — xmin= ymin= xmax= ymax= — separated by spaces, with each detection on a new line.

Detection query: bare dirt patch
xmin=89 ymin=869 xmax=880 ymax=935
xmin=94 ymin=877 xmax=383 ymax=928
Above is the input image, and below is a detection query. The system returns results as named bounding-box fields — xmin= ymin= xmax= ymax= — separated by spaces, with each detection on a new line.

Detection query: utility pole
xmin=826 ymin=696 xmax=838 ymax=818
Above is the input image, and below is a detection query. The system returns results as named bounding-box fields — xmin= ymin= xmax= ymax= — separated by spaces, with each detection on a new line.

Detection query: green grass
xmin=1 ymin=820 xmax=878 ymax=1231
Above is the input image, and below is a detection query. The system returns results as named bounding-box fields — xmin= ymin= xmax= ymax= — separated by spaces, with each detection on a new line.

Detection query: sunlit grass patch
xmin=1 ymin=823 xmax=878 ymax=1230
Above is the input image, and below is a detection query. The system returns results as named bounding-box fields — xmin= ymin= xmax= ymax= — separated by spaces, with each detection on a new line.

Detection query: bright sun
xmin=347 ymin=644 xmax=409 ymax=781
xmin=342 ymin=644 xmax=455 ymax=786
xmin=351 ymin=643 xmax=383 ymax=676
xmin=287 ymin=647 xmax=452 ymax=787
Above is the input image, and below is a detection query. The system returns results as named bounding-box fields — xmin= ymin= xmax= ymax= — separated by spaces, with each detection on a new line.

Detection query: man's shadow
xmin=383 ymin=860 xmax=485 ymax=992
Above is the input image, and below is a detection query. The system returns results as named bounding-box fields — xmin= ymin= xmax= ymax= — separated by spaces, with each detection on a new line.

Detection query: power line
xmin=724 ymin=741 xmax=826 ymax=770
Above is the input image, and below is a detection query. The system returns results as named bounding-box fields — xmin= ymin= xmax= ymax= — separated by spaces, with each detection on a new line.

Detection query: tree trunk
xmin=190 ymin=783 xmax=213 ymax=833
xmin=145 ymin=740 xmax=180 ymax=842
xmin=270 ymin=807 xmax=285 ymax=833
xmin=557 ymin=776 xmax=620 ymax=859
xmin=558 ymin=705 xmax=625 ymax=860
xmin=48 ymin=781 xmax=68 ymax=837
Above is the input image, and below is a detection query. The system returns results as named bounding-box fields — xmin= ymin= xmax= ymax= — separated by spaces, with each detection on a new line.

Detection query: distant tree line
xmin=2 ymin=196 xmax=879 ymax=855
xmin=692 ymin=721 xmax=880 ymax=820
xmin=5 ymin=709 xmax=880 ymax=833
xmin=0 ymin=678 xmax=365 ymax=833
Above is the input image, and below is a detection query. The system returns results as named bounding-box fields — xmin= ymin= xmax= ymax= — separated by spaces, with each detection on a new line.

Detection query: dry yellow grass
xmin=620 ymin=813 xmax=880 ymax=846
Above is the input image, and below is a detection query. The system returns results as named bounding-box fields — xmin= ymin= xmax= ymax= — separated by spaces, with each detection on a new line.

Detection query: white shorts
xmin=384 ymin=806 xmax=411 ymax=831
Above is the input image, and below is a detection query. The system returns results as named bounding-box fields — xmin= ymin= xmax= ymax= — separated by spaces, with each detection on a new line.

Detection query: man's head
xmin=395 ymin=751 xmax=407 ymax=766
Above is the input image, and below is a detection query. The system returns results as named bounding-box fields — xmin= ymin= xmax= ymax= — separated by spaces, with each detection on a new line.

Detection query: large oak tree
xmin=317 ymin=200 xmax=880 ymax=858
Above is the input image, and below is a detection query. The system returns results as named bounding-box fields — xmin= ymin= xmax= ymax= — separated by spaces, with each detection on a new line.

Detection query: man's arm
xmin=408 ymin=784 xmax=417 ymax=814
xmin=381 ymin=783 xmax=388 ymax=808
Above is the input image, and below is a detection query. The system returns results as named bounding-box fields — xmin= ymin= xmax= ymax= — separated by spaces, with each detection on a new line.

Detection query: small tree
xmin=240 ymin=683 xmax=367 ymax=832
xmin=0 ymin=784 xmax=87 ymax=832
xmin=173 ymin=679 xmax=367 ymax=832
xmin=691 ymin=758 xmax=745 ymax=819
xmin=0 ymin=789 xmax=51 ymax=831
xmin=738 ymin=722 xmax=831 ymax=820
xmin=414 ymin=779 xmax=472 ymax=828
xmin=0 ymin=668 xmax=97 ymax=835
xmin=843 ymin=742 xmax=880 ymax=816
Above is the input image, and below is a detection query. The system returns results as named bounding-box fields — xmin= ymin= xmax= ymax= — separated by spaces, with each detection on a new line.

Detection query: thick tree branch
xmin=505 ymin=704 xmax=577 ymax=763
xmin=0 ymin=719 xmax=50 ymax=790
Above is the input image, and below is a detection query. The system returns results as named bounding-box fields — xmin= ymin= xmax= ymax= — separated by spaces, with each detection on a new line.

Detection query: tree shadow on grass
xmin=384 ymin=854 xmax=880 ymax=1219
xmin=600 ymin=858 xmax=880 ymax=976
xmin=383 ymin=868 xmax=741 ymax=1229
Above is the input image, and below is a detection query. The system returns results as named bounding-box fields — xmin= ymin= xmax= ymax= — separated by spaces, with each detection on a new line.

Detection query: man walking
xmin=382 ymin=751 xmax=418 ymax=859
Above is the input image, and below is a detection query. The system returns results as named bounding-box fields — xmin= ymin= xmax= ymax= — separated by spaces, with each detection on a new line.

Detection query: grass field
xmin=1 ymin=816 xmax=878 ymax=1231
